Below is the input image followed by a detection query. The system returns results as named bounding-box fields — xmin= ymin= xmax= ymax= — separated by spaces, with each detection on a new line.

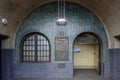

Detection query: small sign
xmin=74 ymin=48 xmax=81 ymax=53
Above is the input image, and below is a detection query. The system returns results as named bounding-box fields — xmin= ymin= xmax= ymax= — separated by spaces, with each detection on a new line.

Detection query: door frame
xmin=72 ymin=32 xmax=103 ymax=75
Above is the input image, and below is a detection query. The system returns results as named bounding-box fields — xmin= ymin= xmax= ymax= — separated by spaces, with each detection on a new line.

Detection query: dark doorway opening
xmin=73 ymin=32 xmax=103 ymax=77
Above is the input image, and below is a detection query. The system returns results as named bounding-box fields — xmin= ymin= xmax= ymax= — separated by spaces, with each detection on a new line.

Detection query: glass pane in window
xmin=32 ymin=57 xmax=35 ymax=61
xmin=41 ymin=41 xmax=44 ymax=45
xmin=38 ymin=57 xmax=40 ymax=61
xmin=46 ymin=57 xmax=49 ymax=61
xmin=37 ymin=46 xmax=39 ymax=50
xmin=32 ymin=51 xmax=35 ymax=56
xmin=46 ymin=51 xmax=49 ymax=56
xmin=21 ymin=33 xmax=50 ymax=62
xmin=38 ymin=41 xmax=41 ymax=45
xmin=38 ymin=51 xmax=40 ymax=56
xmin=41 ymin=51 xmax=44 ymax=56
xmin=44 ymin=57 xmax=46 ymax=61
xmin=40 ymin=46 xmax=44 ymax=50
xmin=47 ymin=46 xmax=49 ymax=50
xmin=41 ymin=57 xmax=44 ymax=61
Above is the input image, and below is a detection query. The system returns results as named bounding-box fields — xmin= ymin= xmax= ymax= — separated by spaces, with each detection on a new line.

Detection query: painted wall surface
xmin=73 ymin=44 xmax=98 ymax=69
xmin=14 ymin=2 xmax=109 ymax=78
xmin=113 ymin=38 xmax=120 ymax=48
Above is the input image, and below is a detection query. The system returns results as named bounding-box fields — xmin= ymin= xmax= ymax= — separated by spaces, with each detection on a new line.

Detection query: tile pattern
xmin=14 ymin=2 xmax=109 ymax=78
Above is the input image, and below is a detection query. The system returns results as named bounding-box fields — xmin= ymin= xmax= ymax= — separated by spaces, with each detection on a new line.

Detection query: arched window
xmin=20 ymin=33 xmax=50 ymax=62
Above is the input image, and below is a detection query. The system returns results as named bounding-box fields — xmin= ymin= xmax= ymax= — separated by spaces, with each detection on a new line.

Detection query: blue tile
xmin=14 ymin=2 xmax=109 ymax=79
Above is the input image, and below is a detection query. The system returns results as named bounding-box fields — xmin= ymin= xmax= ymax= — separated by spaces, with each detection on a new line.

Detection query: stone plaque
xmin=55 ymin=37 xmax=69 ymax=61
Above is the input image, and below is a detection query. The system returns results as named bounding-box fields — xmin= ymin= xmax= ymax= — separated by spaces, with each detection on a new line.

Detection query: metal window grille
xmin=21 ymin=33 xmax=50 ymax=62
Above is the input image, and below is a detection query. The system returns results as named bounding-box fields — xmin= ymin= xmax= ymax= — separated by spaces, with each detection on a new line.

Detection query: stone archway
xmin=14 ymin=2 xmax=109 ymax=78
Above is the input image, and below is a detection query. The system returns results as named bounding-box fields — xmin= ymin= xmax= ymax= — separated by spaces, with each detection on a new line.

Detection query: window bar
xmin=32 ymin=36 xmax=34 ymax=61
xmin=39 ymin=35 xmax=41 ymax=62
xmin=38 ymin=35 xmax=39 ymax=62
xmin=35 ymin=35 xmax=38 ymax=62
xmin=45 ymin=40 xmax=47 ymax=61
xmin=41 ymin=36 xmax=43 ymax=61
xmin=40 ymin=35 xmax=41 ymax=62
xmin=30 ymin=38 xmax=31 ymax=61
xmin=43 ymin=40 xmax=45 ymax=61
xmin=28 ymin=38 xmax=30 ymax=62
xmin=31 ymin=36 xmax=33 ymax=61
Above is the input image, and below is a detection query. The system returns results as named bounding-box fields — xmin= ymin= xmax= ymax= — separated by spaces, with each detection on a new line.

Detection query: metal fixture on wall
xmin=56 ymin=0 xmax=67 ymax=25
xmin=1 ymin=18 xmax=8 ymax=25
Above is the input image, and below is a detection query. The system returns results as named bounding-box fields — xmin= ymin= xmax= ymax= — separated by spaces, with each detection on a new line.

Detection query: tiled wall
xmin=110 ymin=49 xmax=120 ymax=80
xmin=3 ymin=49 xmax=120 ymax=79
xmin=15 ymin=2 xmax=108 ymax=63
xmin=14 ymin=2 xmax=109 ymax=78
xmin=1 ymin=49 xmax=14 ymax=80
xmin=13 ymin=63 xmax=73 ymax=78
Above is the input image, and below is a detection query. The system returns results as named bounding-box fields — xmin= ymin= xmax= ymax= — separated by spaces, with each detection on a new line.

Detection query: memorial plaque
xmin=55 ymin=37 xmax=69 ymax=61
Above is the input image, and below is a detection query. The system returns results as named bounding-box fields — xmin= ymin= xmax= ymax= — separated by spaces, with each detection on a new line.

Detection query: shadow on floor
xmin=73 ymin=69 xmax=110 ymax=80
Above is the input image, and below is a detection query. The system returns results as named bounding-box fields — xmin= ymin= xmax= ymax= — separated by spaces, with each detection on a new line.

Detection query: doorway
xmin=73 ymin=32 xmax=103 ymax=77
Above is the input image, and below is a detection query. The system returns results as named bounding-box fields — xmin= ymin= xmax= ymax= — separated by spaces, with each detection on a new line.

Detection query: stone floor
xmin=73 ymin=69 xmax=111 ymax=80
xmin=16 ymin=69 xmax=112 ymax=80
